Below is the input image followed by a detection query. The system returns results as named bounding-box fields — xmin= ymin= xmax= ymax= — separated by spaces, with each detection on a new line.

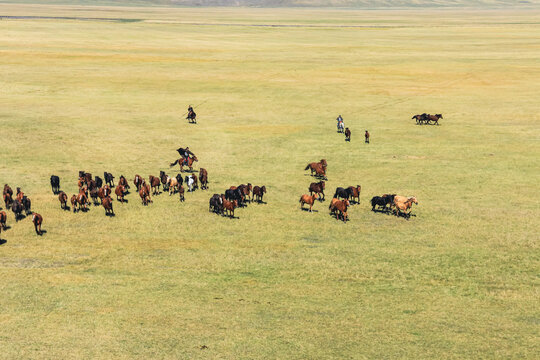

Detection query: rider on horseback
xmin=177 ymin=147 xmax=195 ymax=166
xmin=186 ymin=105 xmax=196 ymax=123
xmin=337 ymin=115 xmax=344 ymax=132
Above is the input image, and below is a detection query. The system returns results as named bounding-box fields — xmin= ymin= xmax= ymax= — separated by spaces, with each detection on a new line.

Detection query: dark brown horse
xmin=179 ymin=185 xmax=185 ymax=202
xmin=426 ymin=114 xmax=443 ymax=125
xmin=32 ymin=213 xmax=43 ymax=235
xmin=115 ymin=184 xmax=126 ymax=203
xmin=346 ymin=185 xmax=361 ymax=204
xmin=309 ymin=181 xmax=325 ymax=201
xmin=77 ymin=188 xmax=89 ymax=211
xmin=102 ymin=196 xmax=114 ymax=216
xmin=199 ymin=168 xmax=208 ymax=190
xmin=16 ymin=188 xmax=24 ymax=203
xmin=119 ymin=175 xmax=130 ymax=190
xmin=304 ymin=159 xmax=327 ymax=175
xmin=3 ymin=184 xmax=13 ymax=207
xmin=84 ymin=172 xmax=92 ymax=185
xmin=237 ymin=183 xmax=252 ymax=202
xmin=412 ymin=113 xmax=428 ymax=124
xmin=0 ymin=210 xmax=6 ymax=230
xmin=345 ymin=128 xmax=351 ymax=141
xmin=160 ymin=171 xmax=169 ymax=192
xmin=149 ymin=175 xmax=161 ymax=195
xmin=89 ymin=187 xmax=99 ymax=205
xmin=252 ymin=185 xmax=266 ymax=203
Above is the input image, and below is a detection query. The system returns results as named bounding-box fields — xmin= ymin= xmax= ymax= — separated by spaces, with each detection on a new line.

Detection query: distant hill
xmin=1 ymin=0 xmax=538 ymax=6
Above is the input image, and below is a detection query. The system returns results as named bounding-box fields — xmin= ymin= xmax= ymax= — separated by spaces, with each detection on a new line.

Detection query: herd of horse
xmin=412 ymin=113 xmax=443 ymax=125
xmin=301 ymin=159 xmax=418 ymax=221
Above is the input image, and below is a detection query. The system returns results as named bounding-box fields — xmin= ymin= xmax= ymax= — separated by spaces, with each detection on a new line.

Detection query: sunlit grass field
xmin=0 ymin=4 xmax=538 ymax=359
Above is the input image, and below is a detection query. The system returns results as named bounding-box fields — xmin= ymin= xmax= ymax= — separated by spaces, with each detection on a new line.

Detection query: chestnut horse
xmin=329 ymin=198 xmax=350 ymax=221
xmin=222 ymin=197 xmax=238 ymax=218
xmin=393 ymin=196 xmax=418 ymax=217
xmin=426 ymin=114 xmax=443 ymax=125
xmin=347 ymin=185 xmax=361 ymax=204
xmin=70 ymin=194 xmax=78 ymax=212
xmin=170 ymin=156 xmax=198 ymax=172
xmin=32 ymin=213 xmax=43 ymax=235
xmin=299 ymin=193 xmax=318 ymax=212
xmin=115 ymin=184 xmax=126 ymax=203
xmin=3 ymin=184 xmax=13 ymax=208
xmin=304 ymin=159 xmax=327 ymax=175
xmin=77 ymin=188 xmax=89 ymax=211
xmin=134 ymin=174 xmax=143 ymax=191
xmin=102 ymin=197 xmax=114 ymax=216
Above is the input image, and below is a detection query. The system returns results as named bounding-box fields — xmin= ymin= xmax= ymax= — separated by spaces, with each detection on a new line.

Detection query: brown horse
xmin=32 ymin=213 xmax=43 ymax=235
xmin=312 ymin=164 xmax=327 ymax=180
xmin=329 ymin=198 xmax=350 ymax=221
xmin=236 ymin=183 xmax=252 ymax=202
xmin=347 ymin=185 xmax=361 ymax=204
xmin=167 ymin=176 xmax=179 ymax=195
xmin=304 ymin=159 xmax=327 ymax=175
xmin=3 ymin=192 xmax=12 ymax=209
xmin=149 ymin=175 xmax=161 ymax=195
xmin=199 ymin=168 xmax=208 ymax=190
xmin=3 ymin=184 xmax=13 ymax=201
xmin=78 ymin=177 xmax=85 ymax=189
xmin=89 ymin=187 xmax=99 ymax=205
xmin=118 ymin=175 xmax=130 ymax=190
xmin=97 ymin=185 xmax=111 ymax=204
xmin=252 ymin=185 xmax=266 ymax=203
xmin=134 ymin=174 xmax=143 ymax=191
xmin=299 ymin=193 xmax=318 ymax=212
xmin=426 ymin=114 xmax=443 ymax=125
xmin=139 ymin=186 xmax=150 ymax=205
xmin=77 ymin=188 xmax=89 ymax=211
xmin=179 ymin=185 xmax=185 ymax=202
xmin=345 ymin=128 xmax=351 ymax=141
xmin=115 ymin=184 xmax=126 ymax=203
xmin=0 ymin=210 xmax=6 ymax=230
xmin=309 ymin=181 xmax=325 ymax=201
xmin=222 ymin=198 xmax=238 ymax=218
xmin=16 ymin=188 xmax=24 ymax=203
xmin=70 ymin=194 xmax=78 ymax=212
xmin=170 ymin=156 xmax=198 ymax=172
xmin=58 ymin=191 xmax=68 ymax=209
xmin=412 ymin=114 xmax=427 ymax=124
xmin=84 ymin=172 xmax=92 ymax=184
xmin=102 ymin=196 xmax=114 ymax=216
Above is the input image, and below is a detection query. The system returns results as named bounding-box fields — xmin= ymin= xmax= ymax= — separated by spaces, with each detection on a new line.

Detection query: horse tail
xmin=304 ymin=164 xmax=310 ymax=171
xmin=169 ymin=159 xmax=178 ymax=167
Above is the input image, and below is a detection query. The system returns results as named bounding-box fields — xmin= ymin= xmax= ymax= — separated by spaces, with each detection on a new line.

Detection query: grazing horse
xmin=50 ymin=175 xmax=60 ymax=194
xmin=58 ymin=191 xmax=68 ymax=210
xmin=346 ymin=185 xmax=361 ymax=204
xmin=305 ymin=159 xmax=327 ymax=175
xmin=11 ymin=199 xmax=24 ymax=221
xmin=102 ymin=197 xmax=114 ymax=216
xmin=104 ymin=172 xmax=115 ymax=187
xmin=329 ymin=198 xmax=350 ymax=221
xmin=115 ymin=185 xmax=126 ymax=203
xmin=334 ymin=187 xmax=349 ymax=200
xmin=199 ymin=168 xmax=209 ymax=190
xmin=167 ymin=176 xmax=179 ymax=195
xmin=299 ymin=193 xmax=318 ymax=212
xmin=77 ymin=188 xmax=89 ymax=211
xmin=22 ymin=196 xmax=32 ymax=215
xmin=70 ymin=194 xmax=78 ymax=212
xmin=345 ymin=128 xmax=351 ymax=141
xmin=393 ymin=196 xmax=418 ymax=217
xmin=32 ymin=213 xmax=43 ymax=235
xmin=134 ymin=174 xmax=143 ymax=191
xmin=209 ymin=194 xmax=223 ymax=213
xmin=252 ymin=185 xmax=266 ymax=203
xmin=160 ymin=171 xmax=169 ymax=192
xmin=149 ymin=175 xmax=161 ymax=195
xmin=0 ymin=210 xmax=7 ymax=230
xmin=222 ymin=198 xmax=238 ymax=218
xmin=119 ymin=175 xmax=130 ymax=190
xmin=309 ymin=181 xmax=325 ymax=201
xmin=426 ymin=114 xmax=443 ymax=125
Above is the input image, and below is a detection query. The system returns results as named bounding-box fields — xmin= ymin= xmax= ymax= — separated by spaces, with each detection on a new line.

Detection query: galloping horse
xmin=70 ymin=194 xmax=78 ymax=212
xmin=305 ymin=159 xmax=327 ymax=175
xmin=118 ymin=175 xmax=130 ymax=190
xmin=199 ymin=168 xmax=208 ymax=190
xmin=160 ymin=171 xmax=169 ymax=192
xmin=0 ymin=210 xmax=7 ymax=230
xmin=134 ymin=174 xmax=143 ymax=191
xmin=170 ymin=156 xmax=198 ymax=172
xmin=186 ymin=108 xmax=197 ymax=124
xmin=167 ymin=176 xmax=179 ymax=195
xmin=149 ymin=175 xmax=161 ymax=195
xmin=425 ymin=114 xmax=443 ymax=125
xmin=115 ymin=185 xmax=126 ymax=203
xmin=309 ymin=181 xmax=325 ymax=201
xmin=102 ymin=197 xmax=114 ymax=216
xmin=337 ymin=120 xmax=344 ymax=133
xmin=252 ymin=186 xmax=266 ymax=203
xmin=32 ymin=213 xmax=43 ymax=235
xmin=412 ymin=113 xmax=428 ymax=124
xmin=345 ymin=128 xmax=351 ymax=141
xmin=346 ymin=185 xmax=361 ymax=204
xmin=329 ymin=198 xmax=350 ymax=221
xmin=3 ymin=184 xmax=13 ymax=207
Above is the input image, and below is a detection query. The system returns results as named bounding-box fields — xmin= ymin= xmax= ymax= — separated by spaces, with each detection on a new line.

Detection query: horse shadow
xmin=14 ymin=214 xmax=26 ymax=222
xmin=255 ymin=200 xmax=267 ymax=205
xmin=0 ymin=239 xmax=7 ymax=245
xmin=300 ymin=208 xmax=318 ymax=213
xmin=38 ymin=229 xmax=47 ymax=236
xmin=105 ymin=213 xmax=116 ymax=217
xmin=3 ymin=225 xmax=11 ymax=231
xmin=62 ymin=206 xmax=71 ymax=212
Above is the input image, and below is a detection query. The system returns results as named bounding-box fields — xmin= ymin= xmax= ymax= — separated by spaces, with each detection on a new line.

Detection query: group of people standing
xmin=336 ymin=115 xmax=370 ymax=143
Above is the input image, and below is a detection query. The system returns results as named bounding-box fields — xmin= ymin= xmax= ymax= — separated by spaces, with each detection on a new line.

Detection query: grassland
xmin=0 ymin=4 xmax=539 ymax=359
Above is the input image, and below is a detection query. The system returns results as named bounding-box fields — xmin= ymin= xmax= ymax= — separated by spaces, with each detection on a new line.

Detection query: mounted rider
xmin=177 ymin=147 xmax=195 ymax=166
xmin=186 ymin=105 xmax=196 ymax=122
xmin=336 ymin=115 xmax=344 ymax=132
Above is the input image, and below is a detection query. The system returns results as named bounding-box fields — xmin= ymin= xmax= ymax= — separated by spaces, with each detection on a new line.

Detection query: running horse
xmin=170 ymin=155 xmax=198 ymax=172
xmin=186 ymin=107 xmax=197 ymax=124
xmin=199 ymin=168 xmax=209 ymax=190
xmin=425 ymin=114 xmax=443 ymax=125
xmin=304 ymin=159 xmax=327 ymax=176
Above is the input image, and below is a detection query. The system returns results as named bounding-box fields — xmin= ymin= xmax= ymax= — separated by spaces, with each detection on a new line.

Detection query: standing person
xmin=365 ymin=130 xmax=370 ymax=144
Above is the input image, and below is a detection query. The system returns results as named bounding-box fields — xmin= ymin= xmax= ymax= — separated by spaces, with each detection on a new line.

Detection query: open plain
xmin=0 ymin=4 xmax=539 ymax=358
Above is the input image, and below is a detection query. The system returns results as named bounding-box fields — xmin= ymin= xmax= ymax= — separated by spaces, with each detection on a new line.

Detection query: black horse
xmin=50 ymin=175 xmax=60 ymax=194
xmin=104 ymin=172 xmax=115 ymax=187
xmin=11 ymin=199 xmax=24 ymax=221
xmin=225 ymin=188 xmax=244 ymax=207
xmin=333 ymin=187 xmax=349 ymax=200
xmin=371 ymin=194 xmax=395 ymax=212
xmin=209 ymin=194 xmax=223 ymax=214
